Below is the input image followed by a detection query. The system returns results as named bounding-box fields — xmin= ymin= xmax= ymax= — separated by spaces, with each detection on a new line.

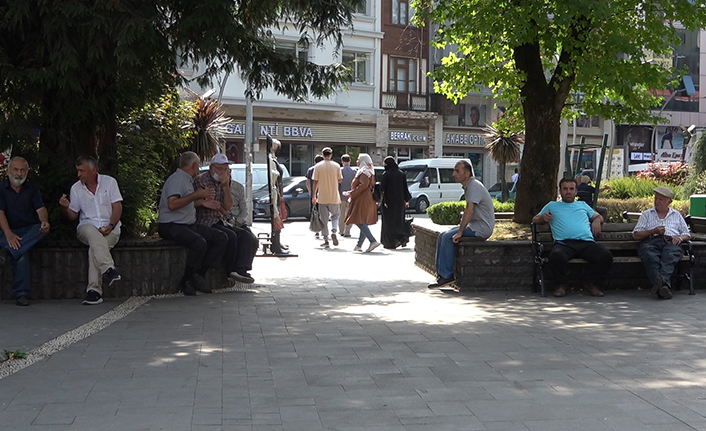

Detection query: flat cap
xmin=654 ymin=186 xmax=674 ymax=199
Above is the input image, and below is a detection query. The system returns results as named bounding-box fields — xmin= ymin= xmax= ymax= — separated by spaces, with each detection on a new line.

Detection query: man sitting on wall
xmin=428 ymin=160 xmax=495 ymax=289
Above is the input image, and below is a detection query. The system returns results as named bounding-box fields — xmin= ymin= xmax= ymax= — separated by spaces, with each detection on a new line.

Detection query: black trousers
xmin=158 ymin=223 xmax=228 ymax=275
xmin=212 ymin=221 xmax=255 ymax=274
xmin=548 ymin=240 xmax=613 ymax=285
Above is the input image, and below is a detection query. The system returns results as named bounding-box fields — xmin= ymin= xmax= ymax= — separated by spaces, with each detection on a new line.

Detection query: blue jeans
xmin=637 ymin=237 xmax=685 ymax=287
xmin=356 ymin=224 xmax=376 ymax=247
xmin=0 ymin=224 xmax=47 ymax=298
xmin=435 ymin=226 xmax=477 ymax=279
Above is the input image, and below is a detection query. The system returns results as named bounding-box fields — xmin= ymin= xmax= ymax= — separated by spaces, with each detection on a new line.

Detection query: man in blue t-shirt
xmin=532 ymin=177 xmax=613 ymax=297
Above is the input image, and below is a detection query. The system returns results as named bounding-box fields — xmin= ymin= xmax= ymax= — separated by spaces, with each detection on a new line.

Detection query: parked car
xmin=487 ymin=181 xmax=516 ymax=200
xmin=253 ymin=176 xmax=310 ymax=220
xmin=199 ymin=163 xmax=289 ymax=191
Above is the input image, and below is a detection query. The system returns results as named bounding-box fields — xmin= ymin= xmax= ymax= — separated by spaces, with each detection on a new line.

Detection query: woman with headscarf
xmin=343 ymin=153 xmax=381 ymax=253
xmin=380 ymin=156 xmax=412 ymax=249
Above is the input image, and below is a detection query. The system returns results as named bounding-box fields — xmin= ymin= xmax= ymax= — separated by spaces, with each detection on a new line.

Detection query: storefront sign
xmin=444 ymin=133 xmax=487 ymax=146
xmin=224 ymin=123 xmax=314 ymax=139
xmin=389 ymin=131 xmax=427 ymax=142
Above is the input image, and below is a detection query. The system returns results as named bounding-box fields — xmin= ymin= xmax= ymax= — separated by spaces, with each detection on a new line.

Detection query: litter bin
xmin=690 ymin=194 xmax=706 ymax=217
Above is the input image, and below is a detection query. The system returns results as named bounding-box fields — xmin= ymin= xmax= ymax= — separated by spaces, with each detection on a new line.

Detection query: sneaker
xmin=314 ymin=233 xmax=320 ymax=239
xmin=331 ymin=233 xmax=339 ymax=246
xmin=181 ymin=278 xmax=197 ymax=296
xmin=343 ymin=234 xmax=352 ymax=238
xmin=15 ymin=296 xmax=29 ymax=306
xmin=321 ymin=241 xmax=330 ymax=248
xmin=658 ymin=285 xmax=673 ymax=299
xmin=229 ymin=272 xmax=254 ymax=284
xmin=191 ymin=273 xmax=211 ymax=293
xmin=231 ymin=272 xmax=254 ymax=284
xmin=103 ymin=268 xmax=121 ymax=287
xmin=365 ymin=241 xmax=381 ymax=253
xmin=428 ymin=275 xmax=455 ymax=289
xmin=82 ymin=290 xmax=103 ymax=305
xmin=353 ymin=245 xmax=363 ymax=252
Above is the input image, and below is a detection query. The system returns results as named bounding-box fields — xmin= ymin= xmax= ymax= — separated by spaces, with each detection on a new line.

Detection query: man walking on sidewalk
xmin=312 ymin=147 xmax=342 ymax=248
xmin=59 ymin=156 xmax=123 ymax=305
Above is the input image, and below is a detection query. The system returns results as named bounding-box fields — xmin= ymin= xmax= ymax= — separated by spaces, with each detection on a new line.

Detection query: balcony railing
xmin=382 ymin=92 xmax=429 ymax=111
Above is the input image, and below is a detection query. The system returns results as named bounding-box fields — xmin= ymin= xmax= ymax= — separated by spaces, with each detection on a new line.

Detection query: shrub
xmin=635 ymin=162 xmax=690 ymax=185
xmin=427 ymin=199 xmax=514 ymax=225
xmin=427 ymin=201 xmax=465 ymax=225
xmin=603 ymin=176 xmax=686 ymax=200
xmin=600 ymin=198 xmax=689 ymax=222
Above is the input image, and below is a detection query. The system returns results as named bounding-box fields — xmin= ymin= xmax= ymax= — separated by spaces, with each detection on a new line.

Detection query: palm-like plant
xmin=184 ymin=90 xmax=230 ymax=160
xmin=484 ymin=124 xmax=524 ymax=202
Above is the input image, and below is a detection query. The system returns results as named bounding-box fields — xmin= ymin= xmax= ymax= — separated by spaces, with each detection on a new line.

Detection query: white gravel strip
xmin=0 ymin=284 xmax=259 ymax=379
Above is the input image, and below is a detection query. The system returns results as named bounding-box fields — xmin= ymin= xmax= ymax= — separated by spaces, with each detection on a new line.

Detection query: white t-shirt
xmin=68 ymin=174 xmax=123 ymax=234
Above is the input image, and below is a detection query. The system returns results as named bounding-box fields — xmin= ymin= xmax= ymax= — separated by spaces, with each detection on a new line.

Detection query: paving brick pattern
xmin=2 ymin=220 xmax=706 ymax=430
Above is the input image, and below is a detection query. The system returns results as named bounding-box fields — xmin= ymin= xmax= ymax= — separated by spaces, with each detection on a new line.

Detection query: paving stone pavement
xmin=3 ymin=220 xmax=706 ymax=430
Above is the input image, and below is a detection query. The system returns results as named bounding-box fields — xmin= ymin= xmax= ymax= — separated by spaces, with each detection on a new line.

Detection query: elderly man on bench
xmin=532 ymin=177 xmax=613 ymax=297
xmin=633 ymin=187 xmax=690 ymax=300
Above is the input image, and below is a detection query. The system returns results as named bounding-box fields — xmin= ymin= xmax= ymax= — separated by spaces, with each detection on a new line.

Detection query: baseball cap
xmin=210 ymin=153 xmax=232 ymax=165
xmin=653 ymin=186 xmax=674 ymax=199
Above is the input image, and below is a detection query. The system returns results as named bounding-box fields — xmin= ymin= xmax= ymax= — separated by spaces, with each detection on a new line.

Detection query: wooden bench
xmin=531 ymin=222 xmax=694 ymax=297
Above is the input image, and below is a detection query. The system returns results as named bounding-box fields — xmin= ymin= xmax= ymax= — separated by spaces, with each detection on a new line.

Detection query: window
xmin=389 ymin=57 xmax=418 ymax=93
xmin=343 ymin=51 xmax=372 ymax=84
xmin=392 ymin=0 xmax=414 ymax=25
xmin=276 ymin=41 xmax=308 ymax=67
xmin=353 ymin=0 xmax=369 ymax=15
xmin=439 ymin=168 xmax=455 ymax=184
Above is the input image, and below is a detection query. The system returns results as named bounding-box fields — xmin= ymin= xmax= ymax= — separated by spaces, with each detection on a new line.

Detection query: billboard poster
xmin=616 ymin=125 xmax=653 ymax=164
xmin=656 ymin=126 xmax=686 ymax=162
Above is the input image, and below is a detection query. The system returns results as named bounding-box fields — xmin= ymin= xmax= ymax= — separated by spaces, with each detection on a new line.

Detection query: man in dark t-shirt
xmin=0 ymin=157 xmax=50 ymax=306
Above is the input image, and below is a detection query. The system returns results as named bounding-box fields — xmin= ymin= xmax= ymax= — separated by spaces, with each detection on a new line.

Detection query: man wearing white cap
xmin=633 ymin=187 xmax=690 ymax=299
xmin=194 ymin=154 xmax=255 ymax=284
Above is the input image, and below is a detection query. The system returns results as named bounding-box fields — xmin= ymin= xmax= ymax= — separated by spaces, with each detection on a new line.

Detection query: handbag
xmin=309 ymin=204 xmax=325 ymax=232
xmin=372 ymin=182 xmax=383 ymax=202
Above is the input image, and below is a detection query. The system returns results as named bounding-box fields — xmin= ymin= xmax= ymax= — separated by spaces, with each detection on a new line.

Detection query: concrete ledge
xmin=0 ymin=238 xmax=230 ymax=300
xmin=414 ymin=220 xmax=705 ymax=293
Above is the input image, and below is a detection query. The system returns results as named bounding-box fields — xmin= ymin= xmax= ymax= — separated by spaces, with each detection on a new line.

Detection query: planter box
xmin=414 ymin=220 xmax=706 ymax=293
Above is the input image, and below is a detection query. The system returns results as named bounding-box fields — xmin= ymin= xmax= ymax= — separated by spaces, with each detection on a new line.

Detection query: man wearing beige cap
xmin=633 ymin=187 xmax=690 ymax=299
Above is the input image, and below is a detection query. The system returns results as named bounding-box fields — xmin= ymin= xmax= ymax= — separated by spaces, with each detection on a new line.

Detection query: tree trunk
xmin=512 ymin=102 xmax=563 ymax=224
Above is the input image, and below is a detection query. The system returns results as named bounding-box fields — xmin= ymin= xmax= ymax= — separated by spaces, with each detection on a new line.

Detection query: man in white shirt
xmin=312 ymin=147 xmax=342 ymax=248
xmin=59 ymin=156 xmax=123 ymax=305
xmin=633 ymin=187 xmax=690 ymax=300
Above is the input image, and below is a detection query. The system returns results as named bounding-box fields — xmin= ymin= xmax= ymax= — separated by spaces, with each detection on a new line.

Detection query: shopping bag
xmin=309 ymin=204 xmax=325 ymax=232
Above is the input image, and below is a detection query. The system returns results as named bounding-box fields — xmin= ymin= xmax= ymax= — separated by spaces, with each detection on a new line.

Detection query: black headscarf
xmin=383 ymin=156 xmax=398 ymax=171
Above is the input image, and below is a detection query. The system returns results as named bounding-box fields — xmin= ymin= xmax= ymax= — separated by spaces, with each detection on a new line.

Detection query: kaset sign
xmin=224 ymin=123 xmax=314 ymax=138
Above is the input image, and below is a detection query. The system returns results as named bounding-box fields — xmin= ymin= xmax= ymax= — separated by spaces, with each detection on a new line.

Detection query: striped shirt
xmin=633 ymin=207 xmax=690 ymax=238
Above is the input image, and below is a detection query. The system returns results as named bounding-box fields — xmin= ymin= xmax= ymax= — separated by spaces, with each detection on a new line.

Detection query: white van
xmin=199 ymin=163 xmax=290 ymax=191
xmin=398 ymin=158 xmax=474 ymax=213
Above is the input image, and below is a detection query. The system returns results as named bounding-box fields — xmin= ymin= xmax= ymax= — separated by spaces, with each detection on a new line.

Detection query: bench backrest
xmin=532 ymin=222 xmax=637 ymax=243
xmin=687 ymin=215 xmax=706 ymax=234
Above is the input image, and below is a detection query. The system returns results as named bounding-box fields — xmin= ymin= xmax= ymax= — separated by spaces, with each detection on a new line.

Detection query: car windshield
xmin=401 ymin=167 xmax=425 ymax=183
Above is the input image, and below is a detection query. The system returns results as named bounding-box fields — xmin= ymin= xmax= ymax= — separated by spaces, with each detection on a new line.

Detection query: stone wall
xmin=414 ymin=222 xmax=705 ymax=293
xmin=0 ymin=239 xmax=230 ymax=301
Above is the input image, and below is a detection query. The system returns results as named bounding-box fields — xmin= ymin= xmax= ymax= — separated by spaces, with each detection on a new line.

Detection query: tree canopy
xmin=415 ymin=0 xmax=706 ymax=222
xmin=0 ymin=0 xmax=362 ymax=160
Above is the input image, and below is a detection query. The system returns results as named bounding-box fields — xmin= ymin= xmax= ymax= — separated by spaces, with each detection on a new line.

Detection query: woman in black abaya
xmin=380 ymin=156 xmax=412 ymax=249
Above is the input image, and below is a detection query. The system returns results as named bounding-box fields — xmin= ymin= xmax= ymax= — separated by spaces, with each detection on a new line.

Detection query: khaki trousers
xmin=339 ymin=200 xmax=352 ymax=235
xmin=77 ymin=224 xmax=119 ymax=294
